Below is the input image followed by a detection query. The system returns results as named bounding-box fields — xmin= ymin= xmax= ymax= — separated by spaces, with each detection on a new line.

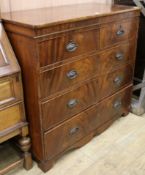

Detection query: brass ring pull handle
xmin=116 ymin=25 xmax=125 ymax=36
xmin=66 ymin=41 xmax=78 ymax=52
xmin=69 ymin=127 xmax=80 ymax=135
xmin=114 ymin=76 xmax=123 ymax=86
xmin=116 ymin=52 xmax=124 ymax=61
xmin=67 ymin=99 xmax=79 ymax=108
xmin=67 ymin=70 xmax=78 ymax=80
xmin=113 ymin=100 xmax=122 ymax=109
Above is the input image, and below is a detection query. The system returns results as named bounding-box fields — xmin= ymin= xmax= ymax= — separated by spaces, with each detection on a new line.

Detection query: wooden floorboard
xmin=5 ymin=113 xmax=145 ymax=175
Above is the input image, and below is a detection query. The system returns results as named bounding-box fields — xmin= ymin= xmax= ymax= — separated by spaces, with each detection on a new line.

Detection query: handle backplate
xmin=116 ymin=25 xmax=125 ymax=36
xmin=67 ymin=99 xmax=79 ymax=108
xmin=66 ymin=41 xmax=78 ymax=52
xmin=116 ymin=52 xmax=124 ymax=61
xmin=113 ymin=100 xmax=122 ymax=109
xmin=114 ymin=76 xmax=123 ymax=86
xmin=67 ymin=70 xmax=78 ymax=80
xmin=69 ymin=127 xmax=80 ymax=135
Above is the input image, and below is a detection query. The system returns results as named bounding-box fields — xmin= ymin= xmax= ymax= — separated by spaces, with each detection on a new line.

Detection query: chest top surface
xmin=1 ymin=3 xmax=140 ymax=28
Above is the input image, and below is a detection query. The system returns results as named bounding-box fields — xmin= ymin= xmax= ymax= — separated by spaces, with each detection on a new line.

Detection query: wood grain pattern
xmin=1 ymin=3 xmax=139 ymax=27
xmin=0 ymin=23 xmax=20 ymax=77
xmin=0 ymin=48 xmax=8 ymax=66
xmin=100 ymin=18 xmax=139 ymax=48
xmin=40 ymin=41 xmax=135 ymax=98
xmin=41 ymin=64 xmax=133 ymax=131
xmin=1 ymin=3 xmax=140 ymax=172
xmin=0 ymin=22 xmax=26 ymax=137
xmin=0 ymin=80 xmax=14 ymax=102
xmin=2 ymin=12 xmax=139 ymax=41
xmin=0 ymin=22 xmax=32 ymax=171
xmin=0 ymin=74 xmax=22 ymax=106
xmin=44 ymin=86 xmax=131 ymax=161
xmin=0 ymin=103 xmax=23 ymax=131
xmin=38 ymin=27 xmax=100 ymax=67
xmin=4 ymin=32 xmax=44 ymax=161
xmin=0 ymin=124 xmax=28 ymax=143
xmin=100 ymin=64 xmax=133 ymax=98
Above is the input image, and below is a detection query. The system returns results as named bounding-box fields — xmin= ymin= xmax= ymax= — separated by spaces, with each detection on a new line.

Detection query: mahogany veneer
xmin=2 ymin=3 xmax=140 ymax=172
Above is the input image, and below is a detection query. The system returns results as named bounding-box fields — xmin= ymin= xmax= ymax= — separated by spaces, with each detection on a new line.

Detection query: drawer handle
xmin=116 ymin=26 xmax=125 ymax=36
xmin=66 ymin=41 xmax=78 ymax=52
xmin=116 ymin=53 xmax=124 ymax=61
xmin=67 ymin=99 xmax=79 ymax=108
xmin=69 ymin=127 xmax=80 ymax=135
xmin=114 ymin=100 xmax=122 ymax=109
xmin=114 ymin=76 xmax=123 ymax=86
xmin=67 ymin=70 xmax=78 ymax=80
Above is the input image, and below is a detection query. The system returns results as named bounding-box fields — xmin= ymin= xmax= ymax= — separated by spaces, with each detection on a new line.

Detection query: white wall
xmin=0 ymin=0 xmax=112 ymax=13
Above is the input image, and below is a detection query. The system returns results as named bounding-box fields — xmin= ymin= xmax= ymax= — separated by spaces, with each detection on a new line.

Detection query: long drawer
xmin=41 ymin=64 xmax=133 ymax=131
xmin=44 ymin=85 xmax=132 ymax=161
xmin=38 ymin=27 xmax=100 ymax=67
xmin=40 ymin=42 xmax=135 ymax=99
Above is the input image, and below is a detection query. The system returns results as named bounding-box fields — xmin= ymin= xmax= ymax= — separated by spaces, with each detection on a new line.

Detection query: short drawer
xmin=0 ymin=103 xmax=24 ymax=132
xmin=38 ymin=27 xmax=100 ymax=67
xmin=0 ymin=75 xmax=22 ymax=106
xmin=100 ymin=19 xmax=139 ymax=48
xmin=99 ymin=41 xmax=136 ymax=73
xmin=41 ymin=64 xmax=133 ymax=131
xmin=101 ymin=64 xmax=133 ymax=98
xmin=40 ymin=42 xmax=135 ymax=99
xmin=44 ymin=86 xmax=132 ymax=160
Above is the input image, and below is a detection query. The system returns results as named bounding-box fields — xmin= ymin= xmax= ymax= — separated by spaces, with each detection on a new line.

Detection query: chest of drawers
xmin=2 ymin=3 xmax=140 ymax=172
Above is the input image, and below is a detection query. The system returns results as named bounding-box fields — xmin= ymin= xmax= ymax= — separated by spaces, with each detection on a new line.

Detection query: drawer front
xmin=41 ymin=77 xmax=102 ymax=131
xmin=0 ymin=103 xmax=24 ymax=131
xmin=100 ymin=19 xmax=139 ymax=48
xmin=99 ymin=42 xmax=136 ymax=73
xmin=38 ymin=28 xmax=100 ymax=67
xmin=40 ymin=42 xmax=135 ymax=98
xmin=101 ymin=64 xmax=133 ymax=98
xmin=44 ymin=86 xmax=132 ymax=160
xmin=41 ymin=65 xmax=133 ymax=131
xmin=0 ymin=75 xmax=22 ymax=106
xmin=40 ymin=53 xmax=101 ymax=98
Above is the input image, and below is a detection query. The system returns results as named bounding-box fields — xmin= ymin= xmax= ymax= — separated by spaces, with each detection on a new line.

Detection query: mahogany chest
xmin=1 ymin=3 xmax=140 ymax=172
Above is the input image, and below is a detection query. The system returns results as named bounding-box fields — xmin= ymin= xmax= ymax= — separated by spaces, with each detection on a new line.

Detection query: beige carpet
xmin=6 ymin=113 xmax=145 ymax=175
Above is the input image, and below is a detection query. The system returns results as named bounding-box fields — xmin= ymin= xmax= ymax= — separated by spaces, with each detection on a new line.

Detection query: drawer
xmin=40 ymin=53 xmax=101 ymax=98
xmin=40 ymin=42 xmax=135 ymax=98
xmin=0 ymin=75 xmax=22 ymax=106
xmin=41 ymin=77 xmax=102 ymax=131
xmin=100 ymin=19 xmax=139 ymax=48
xmin=41 ymin=64 xmax=133 ymax=131
xmin=99 ymin=42 xmax=136 ymax=73
xmin=101 ymin=64 xmax=133 ymax=98
xmin=0 ymin=103 xmax=24 ymax=132
xmin=44 ymin=86 xmax=132 ymax=160
xmin=38 ymin=27 xmax=100 ymax=67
